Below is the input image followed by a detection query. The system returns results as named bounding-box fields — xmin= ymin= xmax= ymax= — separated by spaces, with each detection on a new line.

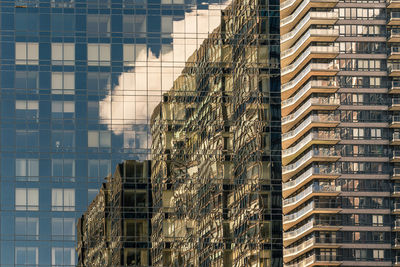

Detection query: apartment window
xmin=373 ymin=249 xmax=384 ymax=260
xmin=16 ymin=159 xmax=39 ymax=181
xmin=51 ymin=43 xmax=75 ymax=65
xmin=15 ymin=42 xmax=39 ymax=65
xmin=16 ymin=130 xmax=39 ymax=149
xmin=87 ymin=43 xmax=110 ymax=65
xmin=51 ymin=72 xmax=75 ymax=94
xmin=52 ymin=159 xmax=75 ymax=181
xmin=161 ymin=0 xmax=184 ymax=4
xmin=52 ymin=131 xmax=75 ymax=151
xmin=16 ymin=188 xmax=39 ymax=211
xmin=15 ymin=71 xmax=38 ymax=91
xmin=15 ymin=217 xmax=39 ymax=239
xmin=125 ymin=248 xmax=148 ymax=266
xmin=88 ymin=131 xmax=111 ymax=148
xmin=88 ymin=159 xmax=111 ymax=178
xmin=87 ymin=14 xmax=110 ymax=36
xmin=123 ymin=15 xmax=146 ymax=34
xmin=372 ymin=215 xmax=384 ymax=226
xmin=51 ymin=101 xmax=75 ymax=119
xmin=51 ymin=247 xmax=75 ymax=266
xmin=371 ymin=128 xmax=382 ymax=139
xmin=87 ymin=72 xmax=111 ymax=94
xmin=16 ymin=100 xmax=39 ymax=120
xmin=15 ymin=247 xmax=38 ymax=266
xmin=52 ymin=218 xmax=75 ymax=240
xmin=52 ymin=189 xmax=75 ymax=211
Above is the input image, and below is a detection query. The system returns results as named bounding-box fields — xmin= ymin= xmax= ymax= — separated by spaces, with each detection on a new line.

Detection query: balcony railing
xmin=282 ymin=114 xmax=340 ymax=142
xmin=284 ymin=201 xmax=314 ymax=223
xmin=283 ymin=165 xmax=339 ymax=191
xmin=390 ymin=29 xmax=400 ymax=38
xmin=282 ymin=63 xmax=339 ymax=93
xmin=392 ymin=116 xmax=400 ymax=123
xmin=284 ymin=184 xmax=339 ymax=207
xmin=389 ymin=63 xmax=400 ymax=73
xmin=285 ymin=254 xmax=340 ymax=267
xmin=393 ymin=168 xmax=400 ymax=177
xmin=282 ymin=97 xmax=339 ymax=125
xmin=284 ymin=237 xmax=340 ymax=257
xmin=283 ymin=130 xmax=339 ymax=158
xmin=282 ymin=80 xmax=337 ymax=108
xmin=391 ymin=11 xmax=400 ymax=19
xmin=393 ymin=202 xmax=400 ymax=211
xmin=281 ymin=11 xmax=339 ymax=43
xmin=392 ymin=150 xmax=400 ymax=160
xmin=283 ymin=148 xmax=340 ymax=175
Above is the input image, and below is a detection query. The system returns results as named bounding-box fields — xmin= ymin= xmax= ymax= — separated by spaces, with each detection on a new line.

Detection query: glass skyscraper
xmin=0 ymin=0 xmax=254 ymax=265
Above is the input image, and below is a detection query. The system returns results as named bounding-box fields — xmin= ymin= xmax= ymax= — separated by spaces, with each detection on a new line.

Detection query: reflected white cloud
xmin=99 ymin=3 xmax=230 ymax=137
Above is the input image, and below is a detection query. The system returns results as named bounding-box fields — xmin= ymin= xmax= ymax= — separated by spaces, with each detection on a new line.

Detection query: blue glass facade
xmin=0 ymin=0 xmax=240 ymax=265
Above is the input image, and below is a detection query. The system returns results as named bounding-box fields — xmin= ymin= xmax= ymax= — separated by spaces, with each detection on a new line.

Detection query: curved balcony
xmin=283 ymin=219 xmax=341 ymax=246
xmin=280 ymin=0 xmax=338 ymax=18
xmin=394 ymin=220 xmax=400 ymax=231
xmin=392 ymin=132 xmax=400 ymax=145
xmin=283 ymin=184 xmax=340 ymax=214
xmin=282 ymin=114 xmax=340 ymax=150
xmin=284 ymin=237 xmax=341 ymax=263
xmin=283 ymin=149 xmax=340 ymax=181
xmin=282 ymin=63 xmax=339 ymax=100
xmin=282 ymin=130 xmax=340 ymax=165
xmin=281 ymin=29 xmax=338 ymax=67
xmin=393 ymin=202 xmax=400 ymax=214
xmin=282 ymin=80 xmax=338 ymax=116
xmin=282 ymin=97 xmax=339 ymax=133
xmin=389 ymin=11 xmax=400 ymax=25
xmin=286 ymin=254 xmax=341 ymax=267
xmin=389 ymin=46 xmax=400 ymax=60
xmin=389 ymin=63 xmax=400 ymax=76
xmin=394 ymin=185 xmax=400 ymax=197
xmin=395 ymin=255 xmax=400 ymax=267
xmin=281 ymin=0 xmax=338 ymax=34
xmin=282 ymin=47 xmax=338 ymax=83
xmin=390 ymin=150 xmax=400 ymax=162
xmin=283 ymin=201 xmax=341 ymax=231
xmin=281 ymin=11 xmax=339 ymax=50
xmin=283 ymin=165 xmax=340 ymax=198
xmin=391 ymin=116 xmax=400 ymax=128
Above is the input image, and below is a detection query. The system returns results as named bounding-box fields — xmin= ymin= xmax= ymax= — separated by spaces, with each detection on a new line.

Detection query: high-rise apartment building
xmin=281 ymin=0 xmax=396 ymax=266
xmin=0 ymin=0 xmax=236 ymax=266
xmin=150 ymin=0 xmax=282 ymax=265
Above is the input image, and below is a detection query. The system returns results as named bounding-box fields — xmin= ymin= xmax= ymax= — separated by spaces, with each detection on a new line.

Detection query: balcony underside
xmin=284 ymin=243 xmax=340 ymax=263
xmin=389 ymin=36 xmax=400 ymax=43
xmin=390 ymin=70 xmax=400 ymax=76
xmin=390 ymin=105 xmax=400 ymax=111
xmin=390 ymin=87 xmax=400 ymax=94
xmin=280 ymin=0 xmax=338 ymax=19
xmin=388 ymin=19 xmax=400 ymax=26
xmin=389 ymin=53 xmax=400 ymax=60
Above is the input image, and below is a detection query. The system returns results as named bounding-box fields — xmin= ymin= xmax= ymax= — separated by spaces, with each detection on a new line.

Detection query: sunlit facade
xmin=0 ymin=0 xmax=237 ymax=266
xmin=150 ymin=0 xmax=282 ymax=265
xmin=281 ymin=0 xmax=395 ymax=265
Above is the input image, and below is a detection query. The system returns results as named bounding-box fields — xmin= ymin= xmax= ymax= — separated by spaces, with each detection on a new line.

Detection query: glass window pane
xmin=87 ymin=44 xmax=98 ymax=61
xmin=16 ymin=159 xmax=27 ymax=177
xmin=52 ymin=43 xmax=63 ymax=61
xmin=88 ymin=131 xmax=99 ymax=147
xmin=64 ymin=43 xmax=75 ymax=61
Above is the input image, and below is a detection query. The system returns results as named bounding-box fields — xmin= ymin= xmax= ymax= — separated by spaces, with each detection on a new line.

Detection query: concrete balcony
xmin=282 ymin=148 xmax=340 ymax=181
xmin=389 ymin=29 xmax=400 ymax=43
xmin=389 ymin=46 xmax=400 ymax=60
xmin=389 ymin=11 xmax=400 ymax=25
xmin=282 ymin=47 xmax=339 ymax=83
xmin=281 ymin=11 xmax=339 ymax=51
xmin=390 ymin=116 xmax=400 ymax=128
xmin=391 ymin=132 xmax=400 ymax=145
xmin=393 ymin=185 xmax=400 ymax=197
xmin=283 ymin=184 xmax=340 ymax=214
xmin=390 ymin=81 xmax=400 ymax=94
xmin=389 ymin=64 xmax=400 ymax=76
xmin=388 ymin=0 xmax=400 ymax=8
xmin=282 ymin=130 xmax=340 ymax=165
xmin=281 ymin=0 xmax=338 ymax=34
xmin=395 ymin=255 xmax=400 ymax=266
xmin=282 ymin=63 xmax=339 ymax=100
xmin=391 ymin=151 xmax=400 ymax=162
xmin=285 ymin=254 xmax=341 ymax=267
xmin=390 ymin=98 xmax=400 ymax=111
xmin=282 ymin=80 xmax=338 ymax=116
xmin=284 ymin=237 xmax=340 ymax=263
xmin=394 ymin=220 xmax=400 ymax=231
xmin=281 ymin=29 xmax=338 ymax=67
xmin=282 ymin=97 xmax=339 ymax=133
xmin=282 ymin=165 xmax=340 ymax=198
xmin=280 ymin=0 xmax=338 ymax=19
xmin=282 ymin=114 xmax=340 ymax=149
xmin=393 ymin=168 xmax=400 ymax=180
xmin=393 ymin=202 xmax=400 ymax=214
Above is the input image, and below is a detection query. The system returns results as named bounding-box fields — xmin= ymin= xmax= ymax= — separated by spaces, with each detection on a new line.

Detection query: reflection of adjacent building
xmin=77 ymin=161 xmax=152 ymax=267
xmin=281 ymin=0 xmax=394 ymax=266
xmin=150 ymin=0 xmax=282 ymax=265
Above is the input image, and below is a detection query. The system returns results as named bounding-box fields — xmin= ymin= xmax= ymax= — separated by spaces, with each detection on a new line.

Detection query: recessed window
xmin=87 ymin=44 xmax=110 ymax=65
xmin=51 ymin=188 xmax=75 ymax=211
xmin=15 ymin=42 xmax=39 ymax=65
xmin=16 ymin=188 xmax=39 ymax=211
xmin=51 ymin=43 xmax=75 ymax=65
